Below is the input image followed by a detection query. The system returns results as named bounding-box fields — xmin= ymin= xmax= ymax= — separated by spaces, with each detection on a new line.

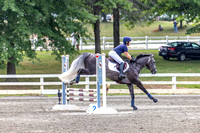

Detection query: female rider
xmin=109 ymin=36 xmax=135 ymax=79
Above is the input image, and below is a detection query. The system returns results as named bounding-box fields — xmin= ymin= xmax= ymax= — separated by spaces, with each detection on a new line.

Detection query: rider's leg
xmin=119 ymin=62 xmax=126 ymax=79
xmin=109 ymin=51 xmax=126 ymax=79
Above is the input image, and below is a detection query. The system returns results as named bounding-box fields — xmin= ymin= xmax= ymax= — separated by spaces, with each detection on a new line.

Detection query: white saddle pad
xmin=108 ymin=61 xmax=129 ymax=73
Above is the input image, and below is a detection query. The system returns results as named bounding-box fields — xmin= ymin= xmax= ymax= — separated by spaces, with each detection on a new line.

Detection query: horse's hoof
xmin=69 ymin=82 xmax=74 ymax=85
xmin=132 ymin=106 xmax=138 ymax=110
xmin=64 ymin=82 xmax=69 ymax=85
xmin=69 ymin=80 xmax=75 ymax=85
xmin=153 ymin=99 xmax=158 ymax=103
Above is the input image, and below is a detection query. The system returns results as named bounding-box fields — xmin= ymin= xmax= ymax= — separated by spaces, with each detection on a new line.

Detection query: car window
xmin=177 ymin=43 xmax=183 ymax=47
xmin=184 ymin=43 xmax=192 ymax=47
xmin=168 ymin=42 xmax=178 ymax=47
xmin=191 ymin=43 xmax=200 ymax=48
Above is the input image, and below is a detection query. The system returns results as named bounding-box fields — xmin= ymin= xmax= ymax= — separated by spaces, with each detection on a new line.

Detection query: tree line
xmin=0 ymin=0 xmax=200 ymax=77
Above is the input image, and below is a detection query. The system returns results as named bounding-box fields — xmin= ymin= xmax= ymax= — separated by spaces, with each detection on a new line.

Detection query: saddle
xmin=108 ymin=57 xmax=128 ymax=71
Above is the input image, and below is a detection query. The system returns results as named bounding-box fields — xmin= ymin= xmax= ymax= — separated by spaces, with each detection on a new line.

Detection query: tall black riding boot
xmin=119 ymin=63 xmax=126 ymax=79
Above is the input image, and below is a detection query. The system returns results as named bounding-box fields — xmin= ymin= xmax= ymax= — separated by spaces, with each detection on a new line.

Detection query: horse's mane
xmin=136 ymin=54 xmax=151 ymax=60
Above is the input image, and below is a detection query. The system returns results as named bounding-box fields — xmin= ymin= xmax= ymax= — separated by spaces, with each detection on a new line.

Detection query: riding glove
xmin=130 ymin=56 xmax=135 ymax=63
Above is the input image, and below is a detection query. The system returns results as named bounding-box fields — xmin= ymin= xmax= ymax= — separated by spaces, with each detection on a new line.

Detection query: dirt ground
xmin=0 ymin=95 xmax=200 ymax=133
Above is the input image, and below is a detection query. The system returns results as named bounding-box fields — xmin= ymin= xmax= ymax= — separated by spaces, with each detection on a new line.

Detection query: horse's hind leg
xmin=75 ymin=68 xmax=93 ymax=83
xmin=127 ymin=84 xmax=138 ymax=110
xmin=135 ymin=80 xmax=158 ymax=103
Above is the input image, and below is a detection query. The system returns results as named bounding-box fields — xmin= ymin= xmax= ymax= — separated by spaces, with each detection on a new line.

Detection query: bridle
xmin=145 ymin=56 xmax=152 ymax=70
xmin=145 ymin=56 xmax=156 ymax=72
xmin=134 ymin=55 xmax=155 ymax=71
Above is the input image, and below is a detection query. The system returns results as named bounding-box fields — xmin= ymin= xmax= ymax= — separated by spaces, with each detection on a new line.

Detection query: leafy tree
xmin=0 ymin=0 xmax=95 ymax=79
xmin=101 ymin=0 xmax=133 ymax=47
xmin=112 ymin=0 xmax=132 ymax=48
xmin=84 ymin=0 xmax=103 ymax=53
xmin=110 ymin=0 xmax=152 ymax=47
xmin=149 ymin=0 xmax=200 ymax=32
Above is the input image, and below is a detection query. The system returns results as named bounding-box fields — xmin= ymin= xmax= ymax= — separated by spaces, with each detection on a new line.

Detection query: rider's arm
xmin=124 ymin=52 xmax=132 ymax=60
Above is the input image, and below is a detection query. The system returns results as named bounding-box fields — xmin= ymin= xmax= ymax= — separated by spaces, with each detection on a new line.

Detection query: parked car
xmin=159 ymin=41 xmax=200 ymax=61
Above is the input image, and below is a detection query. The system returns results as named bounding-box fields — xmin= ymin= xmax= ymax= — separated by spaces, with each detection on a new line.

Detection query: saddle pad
xmin=108 ymin=60 xmax=129 ymax=73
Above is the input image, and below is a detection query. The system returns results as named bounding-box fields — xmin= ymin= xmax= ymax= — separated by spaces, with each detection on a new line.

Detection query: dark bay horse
xmin=59 ymin=52 xmax=158 ymax=110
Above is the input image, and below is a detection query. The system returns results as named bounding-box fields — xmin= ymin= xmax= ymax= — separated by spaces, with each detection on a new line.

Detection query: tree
xmin=0 ymin=0 xmax=95 ymax=79
xmin=93 ymin=1 xmax=102 ymax=53
xmin=149 ymin=0 xmax=200 ymax=32
xmin=101 ymin=12 xmax=107 ymax=22
xmin=84 ymin=0 xmax=103 ymax=53
xmin=103 ymin=0 xmax=133 ymax=48
xmin=113 ymin=8 xmax=120 ymax=48
xmin=111 ymin=0 xmax=152 ymax=47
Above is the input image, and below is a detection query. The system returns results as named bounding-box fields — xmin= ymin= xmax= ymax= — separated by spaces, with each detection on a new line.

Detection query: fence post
xmin=145 ymin=36 xmax=148 ymax=50
xmin=40 ymin=77 xmax=44 ymax=95
xmin=102 ymin=53 xmax=107 ymax=108
xmin=96 ymin=54 xmax=101 ymax=108
xmin=62 ymin=55 xmax=69 ymax=105
xmin=187 ymin=36 xmax=190 ymax=42
xmin=172 ymin=76 xmax=176 ymax=94
xmin=80 ymin=37 xmax=83 ymax=50
xmin=102 ymin=37 xmax=105 ymax=50
xmin=166 ymin=36 xmax=168 ymax=44
xmin=85 ymin=76 xmax=90 ymax=90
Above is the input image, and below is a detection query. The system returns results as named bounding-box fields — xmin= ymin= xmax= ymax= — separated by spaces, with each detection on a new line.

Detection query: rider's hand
xmin=130 ymin=56 xmax=135 ymax=63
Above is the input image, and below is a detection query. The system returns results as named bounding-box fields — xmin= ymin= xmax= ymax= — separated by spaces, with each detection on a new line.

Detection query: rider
xmin=109 ymin=36 xmax=135 ymax=79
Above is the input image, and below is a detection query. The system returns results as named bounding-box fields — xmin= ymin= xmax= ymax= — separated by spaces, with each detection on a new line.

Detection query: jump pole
xmin=51 ymin=55 xmax=79 ymax=111
xmin=86 ymin=53 xmax=117 ymax=114
xmin=62 ymin=55 xmax=69 ymax=105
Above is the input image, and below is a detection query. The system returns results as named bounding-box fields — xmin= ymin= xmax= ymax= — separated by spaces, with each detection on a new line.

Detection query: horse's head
xmin=135 ymin=54 xmax=157 ymax=74
xmin=145 ymin=54 xmax=157 ymax=74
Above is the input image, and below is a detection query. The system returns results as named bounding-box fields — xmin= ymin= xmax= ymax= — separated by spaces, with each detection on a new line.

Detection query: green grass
xmin=1 ymin=49 xmax=199 ymax=79
xmin=86 ymin=21 xmax=200 ymax=37
xmin=14 ymin=51 xmax=61 ymax=74
xmin=1 ymin=21 xmax=200 ymax=91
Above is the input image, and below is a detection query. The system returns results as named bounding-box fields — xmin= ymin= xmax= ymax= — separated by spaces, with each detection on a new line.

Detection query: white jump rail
xmin=0 ymin=73 xmax=200 ymax=94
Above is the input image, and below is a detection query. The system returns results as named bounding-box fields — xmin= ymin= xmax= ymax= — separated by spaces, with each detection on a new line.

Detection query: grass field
xmin=3 ymin=49 xmax=200 ymax=74
xmin=0 ymin=21 xmax=200 ymax=90
xmin=86 ymin=21 xmax=200 ymax=37
xmin=1 ymin=21 xmax=200 ymax=75
xmin=0 ymin=49 xmax=199 ymax=90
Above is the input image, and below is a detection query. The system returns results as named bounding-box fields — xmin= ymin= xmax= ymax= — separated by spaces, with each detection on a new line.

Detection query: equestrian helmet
xmin=123 ymin=37 xmax=131 ymax=43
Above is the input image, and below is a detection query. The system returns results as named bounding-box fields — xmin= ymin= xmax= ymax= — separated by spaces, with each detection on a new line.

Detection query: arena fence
xmin=69 ymin=36 xmax=200 ymax=50
xmin=33 ymin=36 xmax=200 ymax=51
xmin=0 ymin=73 xmax=200 ymax=95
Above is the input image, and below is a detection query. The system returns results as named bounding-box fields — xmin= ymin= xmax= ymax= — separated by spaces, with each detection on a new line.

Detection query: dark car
xmin=159 ymin=41 xmax=200 ymax=61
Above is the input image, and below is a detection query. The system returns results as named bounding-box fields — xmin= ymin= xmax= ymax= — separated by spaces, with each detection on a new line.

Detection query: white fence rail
xmin=0 ymin=73 xmax=200 ymax=95
xmin=70 ymin=36 xmax=200 ymax=50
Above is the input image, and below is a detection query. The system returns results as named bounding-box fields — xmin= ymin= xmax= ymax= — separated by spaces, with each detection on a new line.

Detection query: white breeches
xmin=109 ymin=50 xmax=124 ymax=64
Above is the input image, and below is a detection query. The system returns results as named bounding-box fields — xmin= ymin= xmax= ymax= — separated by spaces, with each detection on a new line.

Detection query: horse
xmin=59 ymin=52 xmax=158 ymax=110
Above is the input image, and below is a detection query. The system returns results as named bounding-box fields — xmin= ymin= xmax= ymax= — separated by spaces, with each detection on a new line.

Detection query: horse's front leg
xmin=136 ymin=80 xmax=158 ymax=103
xmin=127 ymin=84 xmax=138 ymax=110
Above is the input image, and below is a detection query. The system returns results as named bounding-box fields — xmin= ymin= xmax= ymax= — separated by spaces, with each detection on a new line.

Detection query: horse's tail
xmin=58 ymin=53 xmax=91 ymax=82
